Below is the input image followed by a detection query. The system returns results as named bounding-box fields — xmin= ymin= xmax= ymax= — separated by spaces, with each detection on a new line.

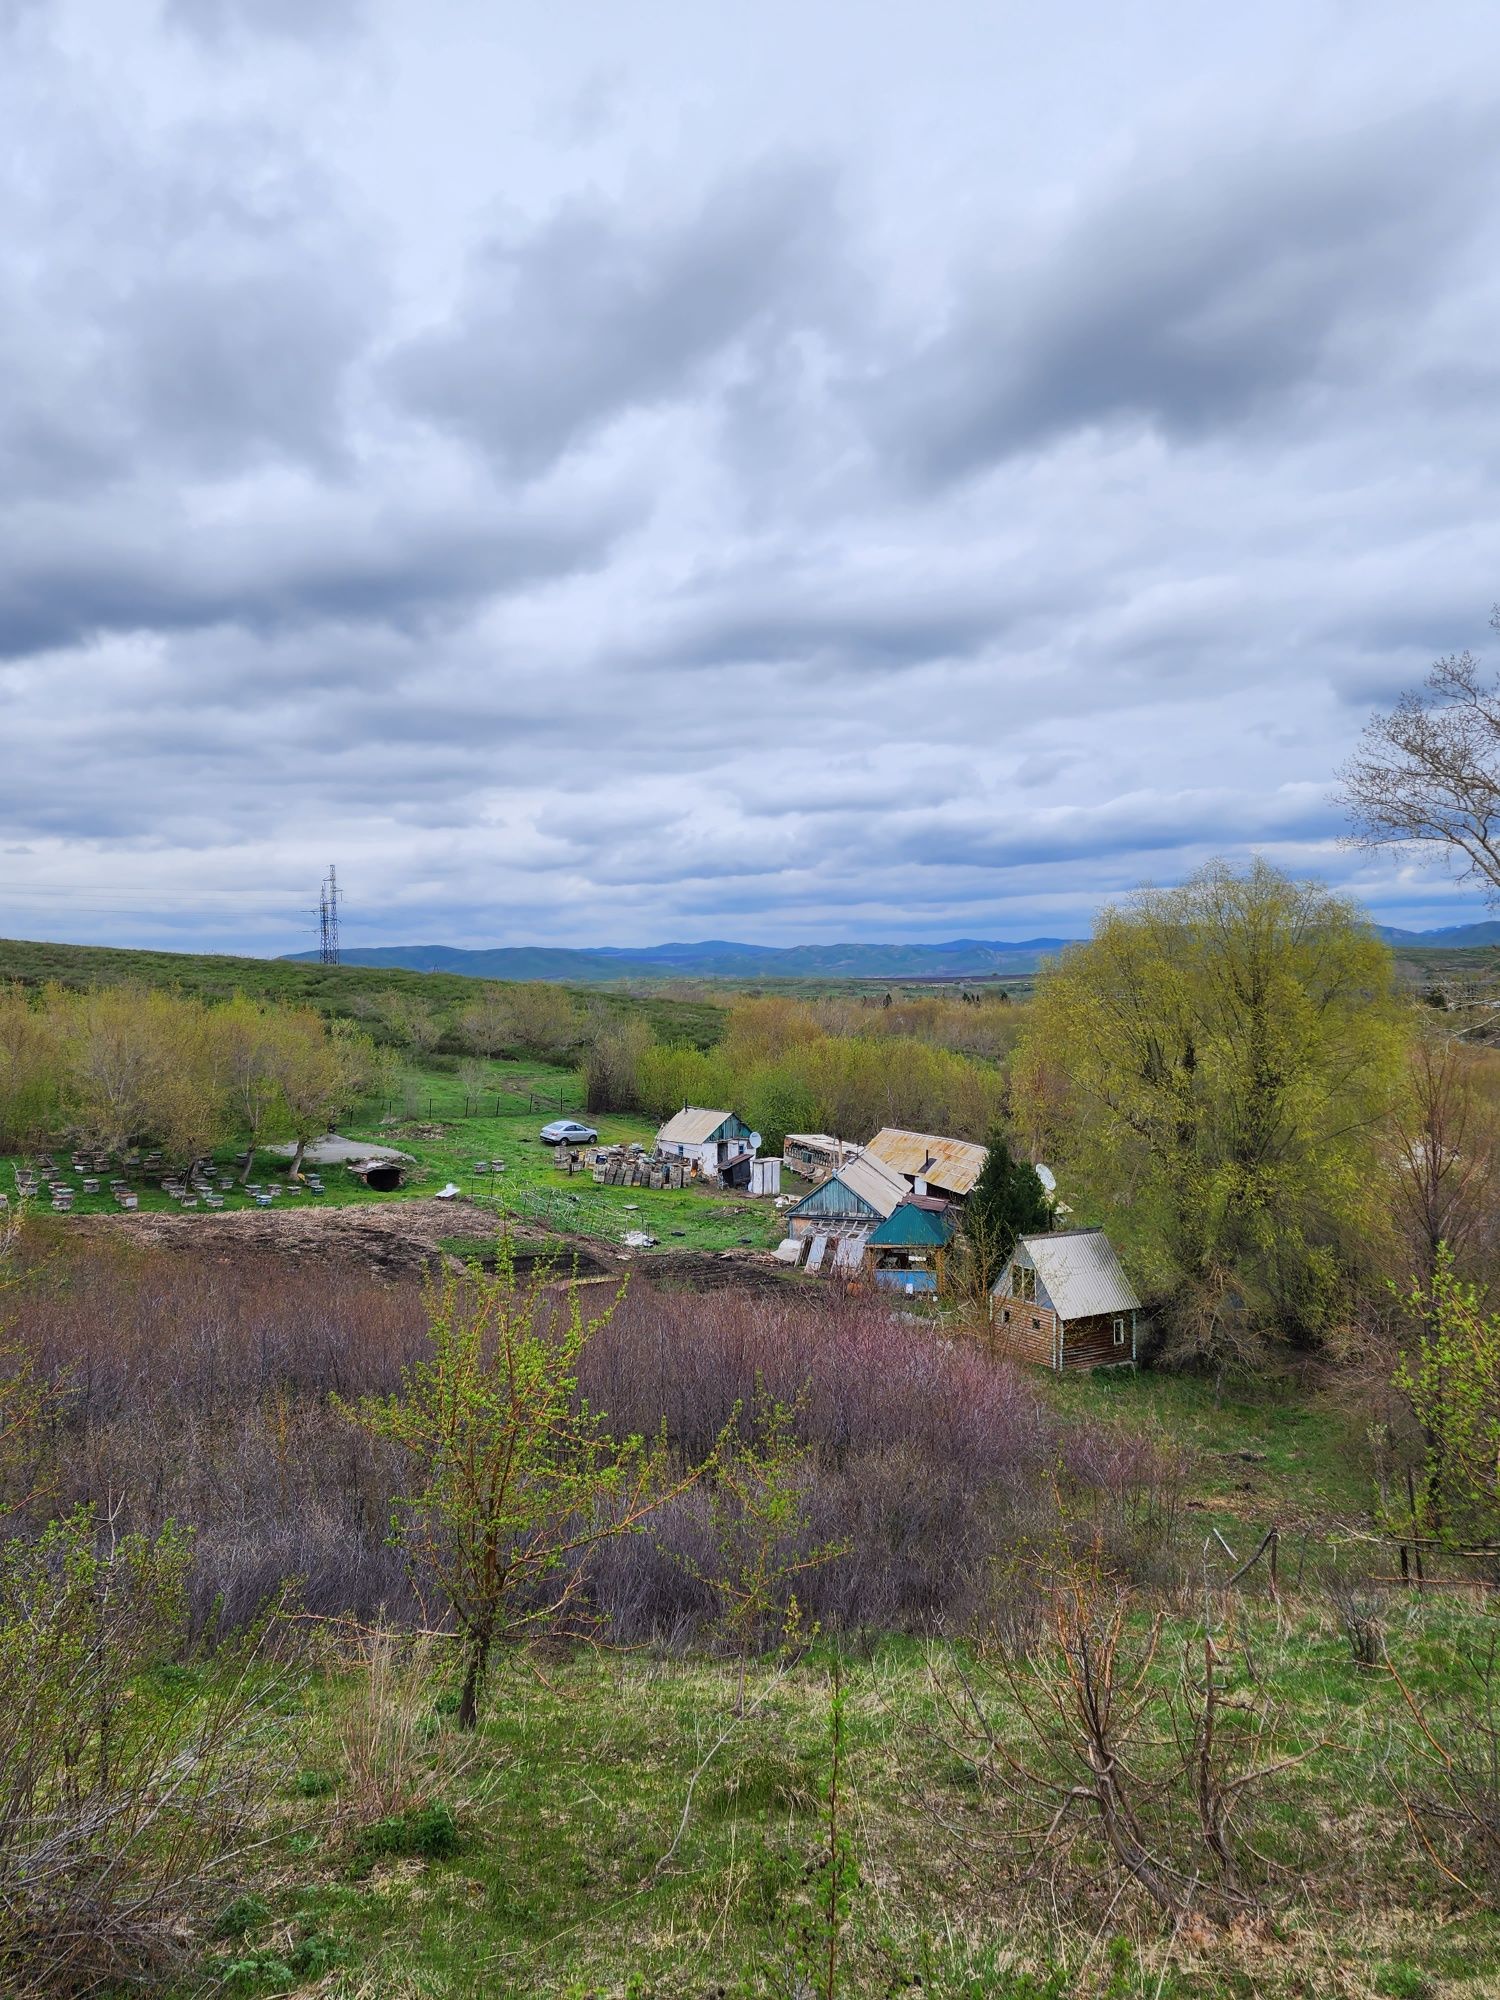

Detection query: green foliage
xmin=1393 ymin=1245 xmax=1500 ymax=1545
xmin=0 ymin=1506 xmax=288 ymax=1994
xmin=346 ymin=1246 xmax=701 ymax=1727
xmin=679 ymin=1380 xmax=849 ymax=1692
xmin=1015 ymin=859 xmax=1408 ymax=1354
xmin=961 ymin=1132 xmax=1054 ymax=1293
xmin=354 ymin=1802 xmax=461 ymax=1862
xmin=0 ymin=934 xmax=726 ymax=1052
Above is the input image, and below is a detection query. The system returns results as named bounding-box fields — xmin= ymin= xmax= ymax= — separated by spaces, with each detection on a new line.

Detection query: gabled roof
xmin=656 ymin=1107 xmax=749 ymax=1146
xmin=999 ymin=1228 xmax=1140 ymax=1320
xmin=864 ymin=1127 xmax=989 ymax=1196
xmin=787 ymin=1151 xmax=906 ymax=1221
xmin=867 ymin=1200 xmax=955 ymax=1249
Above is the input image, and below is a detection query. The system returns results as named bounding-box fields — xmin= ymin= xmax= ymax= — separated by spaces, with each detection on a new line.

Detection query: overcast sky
xmin=2 ymin=0 xmax=1499 ymax=955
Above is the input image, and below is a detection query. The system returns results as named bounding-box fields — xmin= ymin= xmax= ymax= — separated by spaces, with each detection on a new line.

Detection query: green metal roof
xmin=867 ymin=1201 xmax=954 ymax=1249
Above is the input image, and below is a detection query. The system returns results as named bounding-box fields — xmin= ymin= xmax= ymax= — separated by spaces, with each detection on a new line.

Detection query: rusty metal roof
xmin=864 ymin=1127 xmax=988 ymax=1196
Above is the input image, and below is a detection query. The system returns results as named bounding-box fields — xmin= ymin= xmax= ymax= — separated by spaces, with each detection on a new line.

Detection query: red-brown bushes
xmin=8 ymin=1244 xmax=1178 ymax=1642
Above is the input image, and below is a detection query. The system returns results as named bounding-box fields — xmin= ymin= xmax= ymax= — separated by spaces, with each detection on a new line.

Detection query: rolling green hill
xmin=0 ymin=937 xmax=726 ymax=1050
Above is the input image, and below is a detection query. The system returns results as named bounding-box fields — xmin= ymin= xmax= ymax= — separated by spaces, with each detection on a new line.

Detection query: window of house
xmin=1013 ymin=1264 xmax=1036 ymax=1303
xmin=1112 ymin=1316 xmax=1127 ymax=1347
xmin=1001 ymin=1308 xmax=1011 ymax=1324
xmin=1031 ymin=1316 xmax=1041 ymax=1330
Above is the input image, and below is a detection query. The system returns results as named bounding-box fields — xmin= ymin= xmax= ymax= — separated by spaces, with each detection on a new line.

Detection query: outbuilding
xmin=866 ymin=1196 xmax=954 ymax=1295
xmin=655 ymin=1107 xmax=760 ymax=1188
xmin=990 ymin=1227 xmax=1141 ymax=1371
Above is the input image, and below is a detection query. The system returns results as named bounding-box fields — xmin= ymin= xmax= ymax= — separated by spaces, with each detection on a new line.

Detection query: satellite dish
xmin=749 ymin=1132 xmax=763 ymax=1151
xmin=1036 ymin=1163 xmax=1057 ymax=1194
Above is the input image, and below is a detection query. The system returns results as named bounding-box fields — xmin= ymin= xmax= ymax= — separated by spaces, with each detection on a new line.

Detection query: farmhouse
xmin=989 ymin=1228 xmax=1141 ymax=1371
xmin=866 ymin=1197 xmax=955 ymax=1295
xmin=654 ymin=1106 xmax=777 ymax=1192
xmin=864 ymin=1127 xmax=988 ymax=1204
xmin=784 ymin=1150 xmax=906 ymax=1254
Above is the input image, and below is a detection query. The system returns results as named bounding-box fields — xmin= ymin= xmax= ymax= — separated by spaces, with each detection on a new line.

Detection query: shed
xmin=785 ymin=1152 xmax=906 ymax=1240
xmin=867 ymin=1196 xmax=954 ymax=1295
xmin=864 ymin=1127 xmax=988 ymax=1203
xmin=654 ymin=1107 xmax=759 ymax=1188
xmin=990 ymin=1228 xmax=1141 ymax=1371
xmin=784 ymin=1134 xmax=859 ymax=1183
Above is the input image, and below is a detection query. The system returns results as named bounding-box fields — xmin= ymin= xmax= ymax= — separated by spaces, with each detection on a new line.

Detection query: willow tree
xmin=1012 ymin=860 xmax=1408 ymax=1357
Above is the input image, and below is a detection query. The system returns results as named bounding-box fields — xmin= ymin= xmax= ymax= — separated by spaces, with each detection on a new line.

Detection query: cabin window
xmin=1001 ymin=1308 xmax=1010 ymax=1324
xmin=1013 ymin=1264 xmax=1036 ymax=1303
xmin=1112 ymin=1316 xmax=1127 ymax=1347
xmin=1031 ymin=1316 xmax=1040 ymax=1330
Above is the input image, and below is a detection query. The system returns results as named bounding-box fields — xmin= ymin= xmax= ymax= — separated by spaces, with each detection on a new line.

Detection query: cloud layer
xmin=2 ymin=0 xmax=1499 ymax=953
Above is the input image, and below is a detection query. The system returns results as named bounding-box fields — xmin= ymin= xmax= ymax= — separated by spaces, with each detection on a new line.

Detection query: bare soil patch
xmin=71 ymin=1195 xmax=793 ymax=1291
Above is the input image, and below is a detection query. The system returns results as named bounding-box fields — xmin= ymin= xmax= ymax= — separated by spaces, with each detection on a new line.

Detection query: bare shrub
xmin=6 ymin=1244 xmax=1180 ymax=1648
xmin=930 ymin=1564 xmax=1311 ymax=1923
xmin=1390 ymin=1635 xmax=1500 ymax=1903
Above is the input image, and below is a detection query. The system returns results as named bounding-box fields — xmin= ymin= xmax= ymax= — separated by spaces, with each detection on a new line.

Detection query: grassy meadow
xmin=139 ymin=1518 xmax=1500 ymax=2000
xmin=2 ymin=1052 xmax=788 ymax=1257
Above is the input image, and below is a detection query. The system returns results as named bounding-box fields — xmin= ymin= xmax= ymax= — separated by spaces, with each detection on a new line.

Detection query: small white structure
xmin=655 ymin=1107 xmax=761 ymax=1189
xmin=749 ymin=1157 xmax=782 ymax=1197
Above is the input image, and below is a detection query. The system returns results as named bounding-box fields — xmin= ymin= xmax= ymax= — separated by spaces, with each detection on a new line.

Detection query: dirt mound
xmin=74 ymin=1197 xmax=525 ymax=1281
xmin=71 ymin=1197 xmax=792 ymax=1293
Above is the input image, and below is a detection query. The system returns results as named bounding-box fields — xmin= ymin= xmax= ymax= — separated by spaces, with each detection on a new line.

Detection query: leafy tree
xmin=1393 ymin=1245 xmax=1500 ymax=1547
xmin=582 ymin=1015 xmax=653 ymax=1115
xmin=215 ymin=997 xmax=292 ymax=1183
xmin=961 ymin=1134 xmax=1053 ymax=1294
xmin=64 ymin=987 xmax=224 ymax=1165
xmin=269 ymin=1012 xmax=375 ymax=1181
xmin=458 ymin=984 xmax=513 ymax=1060
xmin=1012 ymin=860 xmax=1408 ymax=1358
xmin=0 ymin=986 xmax=64 ymax=1153
xmin=348 ymin=1249 xmax=707 ymax=1729
xmin=504 ymin=984 xmax=584 ymax=1062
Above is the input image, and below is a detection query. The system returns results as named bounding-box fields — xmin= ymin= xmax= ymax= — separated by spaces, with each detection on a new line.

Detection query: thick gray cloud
xmin=390 ymin=164 xmax=843 ymax=476
xmin=1 ymin=0 xmax=1498 ymax=955
xmin=872 ymin=105 xmax=1500 ymax=482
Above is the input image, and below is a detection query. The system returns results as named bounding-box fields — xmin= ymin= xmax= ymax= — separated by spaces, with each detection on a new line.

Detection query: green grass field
xmin=165 ymin=1595 xmax=1500 ymax=2000
xmin=3 ymin=1054 xmax=786 ymax=1258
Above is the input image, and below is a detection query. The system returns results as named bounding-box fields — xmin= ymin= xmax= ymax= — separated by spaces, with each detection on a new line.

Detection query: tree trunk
xmin=238 ymin=1143 xmax=257 ymax=1185
xmin=287 ymin=1135 xmax=308 ymax=1182
xmin=457 ymin=1629 xmax=489 ymax=1731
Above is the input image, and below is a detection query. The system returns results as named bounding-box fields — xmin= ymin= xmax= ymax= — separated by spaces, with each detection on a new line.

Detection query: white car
xmin=539 ymin=1119 xmax=599 ymax=1146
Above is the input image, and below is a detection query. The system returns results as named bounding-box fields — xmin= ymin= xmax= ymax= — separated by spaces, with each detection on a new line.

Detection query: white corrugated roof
xmin=657 ymin=1107 xmax=737 ymax=1145
xmin=1011 ymin=1229 xmax=1140 ymax=1320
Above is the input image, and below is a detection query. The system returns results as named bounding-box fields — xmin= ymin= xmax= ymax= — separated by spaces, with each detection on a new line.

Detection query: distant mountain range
xmin=283 ymin=922 xmax=1500 ymax=984
xmin=1373 ymin=920 xmax=1500 ymax=948
xmin=283 ymin=938 xmax=1075 ymax=982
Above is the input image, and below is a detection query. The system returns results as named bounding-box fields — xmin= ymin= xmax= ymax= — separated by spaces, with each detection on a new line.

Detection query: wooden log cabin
xmin=990 ymin=1227 xmax=1141 ymax=1371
